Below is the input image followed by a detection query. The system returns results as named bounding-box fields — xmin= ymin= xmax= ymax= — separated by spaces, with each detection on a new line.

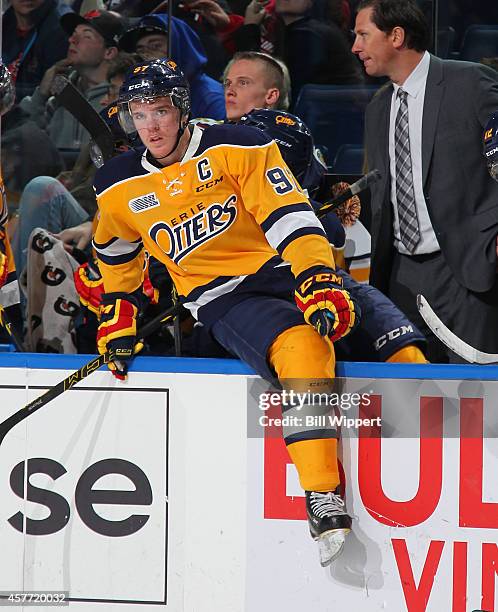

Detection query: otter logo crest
xmin=149 ymin=194 xmax=238 ymax=265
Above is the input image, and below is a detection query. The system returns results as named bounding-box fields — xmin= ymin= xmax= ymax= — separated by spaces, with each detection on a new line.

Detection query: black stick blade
xmin=0 ymin=352 xmax=111 ymax=447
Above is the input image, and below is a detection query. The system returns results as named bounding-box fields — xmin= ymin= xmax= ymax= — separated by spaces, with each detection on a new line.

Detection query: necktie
xmin=395 ymin=88 xmax=420 ymax=252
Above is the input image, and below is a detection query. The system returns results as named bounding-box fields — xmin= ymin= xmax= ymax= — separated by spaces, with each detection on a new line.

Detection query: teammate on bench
xmin=237 ymin=108 xmax=428 ymax=364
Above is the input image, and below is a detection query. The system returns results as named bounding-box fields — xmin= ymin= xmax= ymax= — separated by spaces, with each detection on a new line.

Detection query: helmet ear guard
xmin=88 ymin=103 xmax=135 ymax=168
xmin=117 ymin=101 xmax=137 ymax=138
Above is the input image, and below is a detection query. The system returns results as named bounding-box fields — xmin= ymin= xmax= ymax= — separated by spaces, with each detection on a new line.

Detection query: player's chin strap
xmin=152 ymin=115 xmax=189 ymax=162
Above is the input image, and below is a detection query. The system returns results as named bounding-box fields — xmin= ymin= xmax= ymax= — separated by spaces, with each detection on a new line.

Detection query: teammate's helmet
xmin=483 ymin=113 xmax=498 ymax=182
xmin=238 ymin=109 xmax=326 ymax=194
xmin=90 ymin=103 xmax=141 ymax=168
xmin=117 ymin=59 xmax=190 ymax=138
xmin=0 ymin=64 xmax=15 ymax=116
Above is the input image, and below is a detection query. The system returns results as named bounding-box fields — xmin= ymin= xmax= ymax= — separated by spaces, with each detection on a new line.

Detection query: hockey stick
xmin=417 ymin=294 xmax=498 ymax=364
xmin=52 ymin=76 xmax=115 ymax=163
xmin=0 ymin=303 xmax=182 ymax=445
xmin=0 ymin=303 xmax=24 ymax=352
xmin=315 ymin=169 xmax=382 ymax=219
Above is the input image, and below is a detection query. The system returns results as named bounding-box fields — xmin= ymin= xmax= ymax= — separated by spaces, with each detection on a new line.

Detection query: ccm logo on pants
xmin=374 ymin=325 xmax=413 ymax=351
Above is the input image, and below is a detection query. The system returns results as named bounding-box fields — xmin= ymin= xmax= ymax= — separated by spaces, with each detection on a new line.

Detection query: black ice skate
xmin=306 ymin=488 xmax=352 ymax=567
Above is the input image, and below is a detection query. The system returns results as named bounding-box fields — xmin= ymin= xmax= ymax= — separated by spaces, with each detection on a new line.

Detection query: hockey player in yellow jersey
xmin=0 ymin=64 xmax=22 ymax=345
xmin=0 ymin=174 xmax=18 ymax=306
xmin=93 ymin=59 xmax=361 ymax=566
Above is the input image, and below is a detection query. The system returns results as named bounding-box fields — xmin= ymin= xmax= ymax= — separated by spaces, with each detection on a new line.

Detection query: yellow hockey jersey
xmin=93 ymin=123 xmax=335 ymax=325
xmin=0 ymin=173 xmax=19 ymax=307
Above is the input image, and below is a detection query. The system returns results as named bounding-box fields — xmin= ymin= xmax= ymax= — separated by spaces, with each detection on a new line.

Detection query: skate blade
xmin=316 ymin=528 xmax=350 ymax=567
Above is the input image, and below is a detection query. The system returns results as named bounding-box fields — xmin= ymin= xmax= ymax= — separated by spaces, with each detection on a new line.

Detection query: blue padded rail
xmin=0 ymin=353 xmax=497 ymax=380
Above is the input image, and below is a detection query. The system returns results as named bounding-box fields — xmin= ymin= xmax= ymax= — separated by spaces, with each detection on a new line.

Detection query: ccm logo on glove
xmin=295 ymin=269 xmax=361 ymax=343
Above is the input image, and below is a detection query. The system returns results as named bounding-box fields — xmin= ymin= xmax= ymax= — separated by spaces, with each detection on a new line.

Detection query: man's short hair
xmin=357 ymin=0 xmax=430 ymax=52
xmin=107 ymin=52 xmax=141 ymax=82
xmin=223 ymin=52 xmax=291 ymax=111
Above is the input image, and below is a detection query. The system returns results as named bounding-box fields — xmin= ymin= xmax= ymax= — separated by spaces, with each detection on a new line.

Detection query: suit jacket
xmin=365 ymin=55 xmax=498 ymax=294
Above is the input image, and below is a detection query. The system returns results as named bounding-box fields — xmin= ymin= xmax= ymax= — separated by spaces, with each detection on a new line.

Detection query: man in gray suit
xmin=352 ymin=0 xmax=498 ymax=362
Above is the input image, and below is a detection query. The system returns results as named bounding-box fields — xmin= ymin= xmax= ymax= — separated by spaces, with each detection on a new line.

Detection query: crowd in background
xmin=1 ymin=0 xmax=498 ymax=361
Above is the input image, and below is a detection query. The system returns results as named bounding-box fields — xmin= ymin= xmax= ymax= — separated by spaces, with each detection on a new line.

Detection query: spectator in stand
xmin=12 ymin=52 xmax=136 ymax=278
xmin=118 ymin=14 xmax=226 ymax=120
xmin=2 ymin=0 xmax=69 ymax=104
xmin=99 ymin=51 xmax=140 ymax=107
xmin=2 ymin=121 xmax=64 ymax=197
xmin=273 ymin=0 xmax=364 ymax=100
xmin=55 ymin=53 xmax=139 ymax=208
xmin=18 ymin=10 xmax=125 ymax=152
xmin=227 ymin=0 xmax=283 ymax=56
xmin=108 ymin=0 xmax=229 ymax=79
xmin=71 ymin=0 xmax=107 ymax=12
xmin=183 ymin=0 xmax=273 ymax=58
xmin=223 ymin=51 xmax=290 ymax=120
xmin=194 ymin=0 xmax=352 ymax=60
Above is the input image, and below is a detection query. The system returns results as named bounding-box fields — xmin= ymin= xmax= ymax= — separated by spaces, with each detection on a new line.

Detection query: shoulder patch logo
xmin=129 ymin=192 xmax=160 ymax=213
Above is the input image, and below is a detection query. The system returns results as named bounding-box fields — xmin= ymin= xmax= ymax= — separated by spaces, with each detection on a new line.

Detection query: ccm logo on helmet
xmin=485 ymin=146 xmax=498 ymax=157
xmin=128 ymin=81 xmax=149 ymax=90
